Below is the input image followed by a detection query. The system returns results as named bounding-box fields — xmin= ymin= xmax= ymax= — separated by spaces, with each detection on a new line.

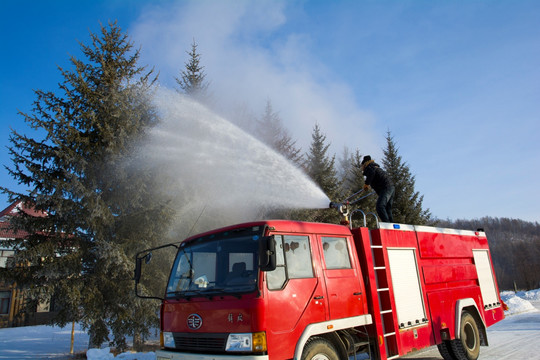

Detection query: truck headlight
xmin=225 ymin=332 xmax=267 ymax=352
xmin=162 ymin=332 xmax=175 ymax=348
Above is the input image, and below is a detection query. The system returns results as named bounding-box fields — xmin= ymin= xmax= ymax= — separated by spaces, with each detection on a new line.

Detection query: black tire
xmin=301 ymin=337 xmax=340 ymax=360
xmin=437 ymin=340 xmax=457 ymax=360
xmin=450 ymin=311 xmax=481 ymax=360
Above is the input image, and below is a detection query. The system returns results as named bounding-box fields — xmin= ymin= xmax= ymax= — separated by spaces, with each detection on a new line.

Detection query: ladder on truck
xmin=353 ymin=223 xmax=399 ymax=360
xmin=370 ymin=233 xmax=399 ymax=360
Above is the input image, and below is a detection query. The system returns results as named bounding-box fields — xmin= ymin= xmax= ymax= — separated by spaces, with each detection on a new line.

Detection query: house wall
xmin=1 ymin=242 xmax=57 ymax=328
xmin=0 ymin=202 xmax=58 ymax=328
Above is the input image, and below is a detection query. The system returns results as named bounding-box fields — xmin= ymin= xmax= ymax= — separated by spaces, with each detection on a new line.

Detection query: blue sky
xmin=1 ymin=0 xmax=539 ymax=222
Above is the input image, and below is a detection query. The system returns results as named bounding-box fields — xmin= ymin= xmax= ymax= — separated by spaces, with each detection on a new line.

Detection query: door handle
xmin=314 ymin=296 xmax=324 ymax=299
xmin=353 ymin=292 xmax=362 ymax=295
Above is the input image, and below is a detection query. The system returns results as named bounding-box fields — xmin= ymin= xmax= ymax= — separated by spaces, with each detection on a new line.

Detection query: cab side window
xmin=267 ymin=235 xmax=313 ymax=290
xmin=322 ymin=237 xmax=352 ymax=269
xmin=267 ymin=236 xmax=286 ymax=290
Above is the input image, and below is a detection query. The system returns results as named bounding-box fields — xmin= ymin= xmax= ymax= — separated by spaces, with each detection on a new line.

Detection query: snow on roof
xmin=0 ymin=200 xmax=47 ymax=219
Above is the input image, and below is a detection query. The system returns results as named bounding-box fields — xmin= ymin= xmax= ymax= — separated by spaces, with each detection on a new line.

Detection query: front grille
xmin=172 ymin=332 xmax=228 ymax=352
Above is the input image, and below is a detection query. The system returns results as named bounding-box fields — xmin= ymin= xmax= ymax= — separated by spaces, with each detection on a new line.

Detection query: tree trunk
xmin=133 ymin=331 xmax=144 ymax=352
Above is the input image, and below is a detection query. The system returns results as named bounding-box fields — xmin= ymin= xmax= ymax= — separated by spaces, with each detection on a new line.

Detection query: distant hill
xmin=437 ymin=217 xmax=540 ymax=291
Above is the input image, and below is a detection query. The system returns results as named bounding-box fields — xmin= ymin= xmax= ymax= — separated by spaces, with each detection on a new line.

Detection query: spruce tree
xmin=305 ymin=124 xmax=339 ymax=197
xmin=381 ymin=131 xmax=431 ymax=225
xmin=1 ymin=22 xmax=173 ymax=350
xmin=175 ymin=40 xmax=210 ymax=102
xmin=302 ymin=123 xmax=340 ymax=223
xmin=337 ymin=146 xmax=355 ymax=198
xmin=256 ymin=99 xmax=303 ymax=166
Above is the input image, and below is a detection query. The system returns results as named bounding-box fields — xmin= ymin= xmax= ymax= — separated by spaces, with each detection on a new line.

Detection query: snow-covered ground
xmin=0 ymin=322 xmax=156 ymax=360
xmin=403 ymin=289 xmax=540 ymax=360
xmin=0 ymin=289 xmax=539 ymax=360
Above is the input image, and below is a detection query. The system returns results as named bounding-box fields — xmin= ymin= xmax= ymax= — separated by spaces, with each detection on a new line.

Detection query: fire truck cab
xmin=135 ymin=219 xmax=504 ymax=360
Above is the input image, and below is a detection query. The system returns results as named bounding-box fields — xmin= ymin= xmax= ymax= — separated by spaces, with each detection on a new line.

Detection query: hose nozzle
xmin=329 ymin=201 xmax=349 ymax=216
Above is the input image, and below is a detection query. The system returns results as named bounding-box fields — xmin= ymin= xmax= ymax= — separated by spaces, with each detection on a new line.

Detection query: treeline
xmin=438 ymin=217 xmax=540 ymax=291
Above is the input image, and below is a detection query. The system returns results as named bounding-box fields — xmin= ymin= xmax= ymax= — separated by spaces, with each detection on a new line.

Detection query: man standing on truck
xmin=361 ymin=155 xmax=395 ymax=222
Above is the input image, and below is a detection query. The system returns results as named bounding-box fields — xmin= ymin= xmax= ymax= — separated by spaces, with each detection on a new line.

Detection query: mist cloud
xmin=130 ymin=0 xmax=378 ymax=155
xmin=139 ymin=89 xmax=330 ymax=236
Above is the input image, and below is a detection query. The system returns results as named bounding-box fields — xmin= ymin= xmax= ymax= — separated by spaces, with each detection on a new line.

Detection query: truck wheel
xmin=301 ymin=337 xmax=340 ymax=360
xmin=437 ymin=341 xmax=457 ymax=360
xmin=450 ymin=311 xmax=480 ymax=360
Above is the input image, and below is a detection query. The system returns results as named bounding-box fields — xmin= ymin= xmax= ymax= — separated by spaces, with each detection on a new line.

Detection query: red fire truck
xmin=135 ymin=208 xmax=504 ymax=360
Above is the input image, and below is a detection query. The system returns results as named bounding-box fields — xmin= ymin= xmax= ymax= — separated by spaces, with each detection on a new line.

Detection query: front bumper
xmin=156 ymin=350 xmax=269 ymax=360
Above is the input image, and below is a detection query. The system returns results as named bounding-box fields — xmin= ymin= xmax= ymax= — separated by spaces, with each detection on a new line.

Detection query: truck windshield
xmin=166 ymin=226 xmax=263 ymax=299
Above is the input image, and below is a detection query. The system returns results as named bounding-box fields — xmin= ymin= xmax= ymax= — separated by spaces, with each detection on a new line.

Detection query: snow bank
xmin=517 ymin=289 xmax=540 ymax=301
xmin=87 ymin=348 xmax=114 ymax=360
xmin=87 ymin=347 xmax=155 ymax=360
xmin=500 ymin=289 xmax=540 ymax=315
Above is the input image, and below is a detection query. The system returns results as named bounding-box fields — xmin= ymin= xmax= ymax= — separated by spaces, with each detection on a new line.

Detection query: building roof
xmin=0 ymin=221 xmax=29 ymax=240
xmin=0 ymin=200 xmax=47 ymax=219
xmin=0 ymin=201 xmax=45 ymax=240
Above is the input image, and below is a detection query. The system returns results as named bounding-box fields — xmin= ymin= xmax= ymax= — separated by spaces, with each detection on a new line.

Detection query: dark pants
xmin=376 ymin=186 xmax=395 ymax=223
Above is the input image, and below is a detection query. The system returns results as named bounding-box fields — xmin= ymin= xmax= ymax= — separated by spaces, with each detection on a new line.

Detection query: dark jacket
xmin=363 ymin=161 xmax=393 ymax=195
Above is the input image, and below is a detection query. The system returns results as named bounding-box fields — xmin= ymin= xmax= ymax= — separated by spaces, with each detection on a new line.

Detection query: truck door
xmin=265 ymin=234 xmax=327 ymax=358
xmin=319 ymin=236 xmax=366 ymax=320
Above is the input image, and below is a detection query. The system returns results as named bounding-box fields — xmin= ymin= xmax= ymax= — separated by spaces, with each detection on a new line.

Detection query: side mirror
xmin=134 ymin=257 xmax=142 ymax=284
xmin=259 ymin=235 xmax=276 ymax=272
xmin=134 ymin=252 xmax=153 ymax=283
xmin=144 ymin=252 xmax=152 ymax=264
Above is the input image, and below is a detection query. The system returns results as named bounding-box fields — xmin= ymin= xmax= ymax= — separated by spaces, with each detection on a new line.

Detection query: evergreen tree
xmin=337 ymin=146 xmax=354 ymax=198
xmin=381 ymin=130 xmax=431 ymax=225
xmin=228 ymin=102 xmax=258 ymax=135
xmin=0 ymin=22 xmax=173 ymax=351
xmin=302 ymin=124 xmax=340 ymax=223
xmin=256 ymin=99 xmax=303 ymax=166
xmin=175 ymin=40 xmax=210 ymax=102
xmin=305 ymin=124 xmax=339 ymax=197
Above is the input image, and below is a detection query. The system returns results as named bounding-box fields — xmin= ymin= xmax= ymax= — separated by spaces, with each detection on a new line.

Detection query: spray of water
xmin=138 ymin=88 xmax=330 ymax=233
